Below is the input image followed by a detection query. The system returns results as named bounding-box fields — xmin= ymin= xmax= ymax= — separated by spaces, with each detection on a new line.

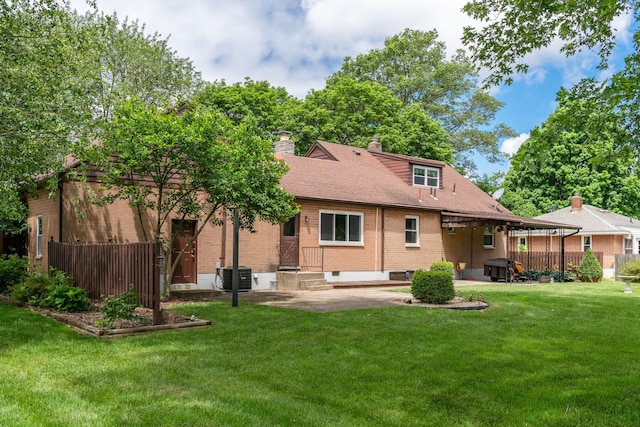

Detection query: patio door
xmin=172 ymin=220 xmax=197 ymax=284
xmin=279 ymin=214 xmax=299 ymax=268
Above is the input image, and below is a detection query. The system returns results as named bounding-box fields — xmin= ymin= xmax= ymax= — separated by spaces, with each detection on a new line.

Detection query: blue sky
xmin=70 ymin=0 xmax=635 ymax=176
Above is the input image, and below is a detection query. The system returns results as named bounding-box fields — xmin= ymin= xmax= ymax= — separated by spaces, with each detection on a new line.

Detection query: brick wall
xmin=514 ymin=234 xmax=621 ymax=269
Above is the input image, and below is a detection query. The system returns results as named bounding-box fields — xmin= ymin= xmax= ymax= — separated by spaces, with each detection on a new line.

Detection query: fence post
xmin=152 ymin=242 xmax=162 ymax=325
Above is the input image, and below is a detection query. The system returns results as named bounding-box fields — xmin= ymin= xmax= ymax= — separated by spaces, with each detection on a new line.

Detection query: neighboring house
xmin=512 ymin=195 xmax=640 ymax=277
xmin=26 ymin=133 xmax=571 ymax=289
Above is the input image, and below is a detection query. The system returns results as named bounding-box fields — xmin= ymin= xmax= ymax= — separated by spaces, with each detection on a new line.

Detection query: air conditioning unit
xmin=222 ymin=266 xmax=252 ymax=292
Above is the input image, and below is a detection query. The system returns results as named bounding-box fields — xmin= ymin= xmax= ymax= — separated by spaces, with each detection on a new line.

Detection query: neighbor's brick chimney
xmin=274 ymin=130 xmax=294 ymax=155
xmin=571 ymin=194 xmax=583 ymax=211
xmin=368 ymin=136 xmax=382 ymax=152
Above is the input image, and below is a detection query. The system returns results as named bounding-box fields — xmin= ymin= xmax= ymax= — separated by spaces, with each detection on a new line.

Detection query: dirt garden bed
xmin=0 ymin=295 xmax=211 ymax=338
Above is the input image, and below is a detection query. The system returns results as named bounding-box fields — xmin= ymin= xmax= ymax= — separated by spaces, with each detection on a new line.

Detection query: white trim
xmin=582 ymin=235 xmax=592 ymax=252
xmin=405 ymin=215 xmax=420 ymax=247
xmin=319 ymin=210 xmax=364 ymax=246
xmin=483 ymin=226 xmax=495 ymax=249
xmin=412 ymin=165 xmax=439 ymax=188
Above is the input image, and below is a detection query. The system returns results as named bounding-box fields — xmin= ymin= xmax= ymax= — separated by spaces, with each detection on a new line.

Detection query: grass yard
xmin=2 ymin=282 xmax=640 ymax=426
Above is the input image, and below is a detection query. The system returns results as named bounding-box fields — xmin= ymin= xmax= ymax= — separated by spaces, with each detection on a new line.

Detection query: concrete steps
xmin=276 ymin=271 xmax=329 ymax=290
xmin=301 ymin=278 xmax=333 ymax=291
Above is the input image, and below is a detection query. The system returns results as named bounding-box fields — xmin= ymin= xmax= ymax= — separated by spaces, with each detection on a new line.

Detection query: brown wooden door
xmin=172 ymin=220 xmax=197 ymax=284
xmin=279 ymin=215 xmax=299 ymax=268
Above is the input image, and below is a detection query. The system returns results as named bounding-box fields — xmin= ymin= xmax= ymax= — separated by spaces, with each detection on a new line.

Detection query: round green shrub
xmin=429 ymin=261 xmax=454 ymax=277
xmin=411 ymin=269 xmax=454 ymax=304
xmin=578 ymin=249 xmax=603 ymax=282
xmin=619 ymin=259 xmax=640 ymax=282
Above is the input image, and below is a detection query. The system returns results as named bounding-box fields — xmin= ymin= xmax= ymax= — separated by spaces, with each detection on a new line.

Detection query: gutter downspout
xmin=561 ymin=228 xmax=580 ymax=282
xmin=381 ymin=208 xmax=385 ymax=273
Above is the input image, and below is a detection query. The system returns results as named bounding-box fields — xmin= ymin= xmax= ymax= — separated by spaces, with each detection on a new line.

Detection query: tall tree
xmin=0 ymin=0 xmax=90 ymax=233
xmin=292 ymin=76 xmax=453 ymax=162
xmin=194 ymin=78 xmax=301 ymax=140
xmin=462 ymin=0 xmax=634 ymax=87
xmin=334 ymin=28 xmax=515 ymax=173
xmin=83 ymin=99 xmax=297 ymax=292
xmin=0 ymin=0 xmax=203 ymax=232
xmin=76 ymin=10 xmax=203 ymax=122
xmin=501 ymin=88 xmax=640 ymax=217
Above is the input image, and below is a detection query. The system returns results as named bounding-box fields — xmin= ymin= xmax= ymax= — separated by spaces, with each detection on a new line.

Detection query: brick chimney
xmin=368 ymin=136 xmax=382 ymax=152
xmin=274 ymin=130 xmax=294 ymax=155
xmin=571 ymin=194 xmax=583 ymax=211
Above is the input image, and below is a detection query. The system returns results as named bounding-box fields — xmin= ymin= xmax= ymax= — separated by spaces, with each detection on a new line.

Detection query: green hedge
xmin=411 ymin=269 xmax=454 ymax=304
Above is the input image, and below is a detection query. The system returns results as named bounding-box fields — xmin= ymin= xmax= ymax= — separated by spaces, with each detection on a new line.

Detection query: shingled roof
xmin=278 ymin=140 xmax=576 ymax=231
xmin=534 ymin=199 xmax=640 ymax=236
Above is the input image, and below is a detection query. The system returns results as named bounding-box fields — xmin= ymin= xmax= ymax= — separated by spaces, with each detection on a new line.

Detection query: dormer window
xmin=413 ymin=165 xmax=439 ymax=188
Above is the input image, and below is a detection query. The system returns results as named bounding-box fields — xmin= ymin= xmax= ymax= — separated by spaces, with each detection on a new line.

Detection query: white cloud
xmin=500 ymin=133 xmax=529 ymax=156
xmin=70 ymin=0 xmax=475 ymax=97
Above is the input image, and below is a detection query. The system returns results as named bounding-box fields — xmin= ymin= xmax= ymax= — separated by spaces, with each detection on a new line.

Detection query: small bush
xmin=44 ymin=284 xmax=89 ymax=312
xmin=619 ymin=260 xmax=640 ymax=282
xmin=578 ymin=249 xmax=603 ymax=282
xmin=411 ymin=269 xmax=454 ymax=304
xmin=0 ymin=254 xmax=28 ymax=294
xmin=429 ymin=261 xmax=454 ymax=277
xmin=97 ymin=286 xmax=142 ymax=329
xmin=10 ymin=273 xmax=52 ymax=306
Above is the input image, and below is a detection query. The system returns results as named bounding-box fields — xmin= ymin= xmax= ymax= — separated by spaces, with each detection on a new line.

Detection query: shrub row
xmin=9 ymin=269 xmax=89 ymax=312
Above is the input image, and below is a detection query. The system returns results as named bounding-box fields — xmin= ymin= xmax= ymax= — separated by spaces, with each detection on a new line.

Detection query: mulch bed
xmin=0 ymin=295 xmax=212 ymax=337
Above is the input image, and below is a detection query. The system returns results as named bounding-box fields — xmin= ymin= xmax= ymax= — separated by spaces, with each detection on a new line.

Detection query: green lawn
xmin=2 ymin=282 xmax=640 ymax=426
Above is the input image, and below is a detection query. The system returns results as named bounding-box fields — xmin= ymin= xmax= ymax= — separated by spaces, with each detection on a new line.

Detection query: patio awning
xmin=441 ymin=210 xmax=581 ymax=231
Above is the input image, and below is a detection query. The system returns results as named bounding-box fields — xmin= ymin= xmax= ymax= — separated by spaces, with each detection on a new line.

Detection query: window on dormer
xmin=413 ymin=165 xmax=439 ymax=188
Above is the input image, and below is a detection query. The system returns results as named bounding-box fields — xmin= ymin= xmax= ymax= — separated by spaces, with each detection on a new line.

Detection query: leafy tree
xmin=292 ymin=76 xmax=453 ymax=162
xmin=83 ymin=99 xmax=297 ymax=292
xmin=76 ymin=10 xmax=203 ymax=122
xmin=473 ymin=171 xmax=505 ymax=196
xmin=334 ymin=28 xmax=515 ymax=173
xmin=0 ymin=1 xmax=203 ymax=233
xmin=462 ymin=0 xmax=634 ymax=86
xmin=194 ymin=78 xmax=301 ymax=140
xmin=501 ymin=87 xmax=640 ymax=217
xmin=0 ymin=0 xmax=91 ymax=233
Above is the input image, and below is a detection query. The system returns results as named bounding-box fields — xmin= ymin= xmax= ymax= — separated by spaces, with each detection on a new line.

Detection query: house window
xmin=36 ymin=214 xmax=43 ymax=258
xmin=413 ymin=166 xmax=439 ymax=188
xmin=483 ymin=226 xmax=495 ymax=248
xmin=582 ymin=235 xmax=592 ymax=252
xmin=405 ymin=216 xmax=419 ymax=246
xmin=518 ymin=237 xmax=527 ymax=252
xmin=319 ymin=210 xmax=363 ymax=245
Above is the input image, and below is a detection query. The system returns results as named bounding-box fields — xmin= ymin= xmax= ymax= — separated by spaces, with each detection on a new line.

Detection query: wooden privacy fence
xmin=509 ymin=251 xmax=603 ymax=271
xmin=614 ymin=254 xmax=640 ymax=277
xmin=48 ymin=241 xmax=160 ymax=315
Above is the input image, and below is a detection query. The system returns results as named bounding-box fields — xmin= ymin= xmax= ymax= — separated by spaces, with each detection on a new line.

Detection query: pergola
xmin=441 ymin=210 xmax=582 ymax=281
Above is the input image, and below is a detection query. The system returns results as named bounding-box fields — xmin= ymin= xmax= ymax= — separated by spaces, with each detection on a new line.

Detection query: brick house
xmin=26 ymin=134 xmax=571 ymax=289
xmin=511 ymin=195 xmax=640 ymax=277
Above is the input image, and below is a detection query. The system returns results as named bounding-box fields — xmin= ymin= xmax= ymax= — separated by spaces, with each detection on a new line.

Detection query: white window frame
xmin=483 ymin=226 xmax=495 ymax=249
xmin=518 ymin=236 xmax=527 ymax=251
xmin=319 ymin=210 xmax=364 ymax=246
xmin=36 ymin=214 xmax=43 ymax=258
xmin=405 ymin=215 xmax=420 ymax=247
xmin=413 ymin=165 xmax=439 ymax=188
xmin=582 ymin=235 xmax=592 ymax=252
